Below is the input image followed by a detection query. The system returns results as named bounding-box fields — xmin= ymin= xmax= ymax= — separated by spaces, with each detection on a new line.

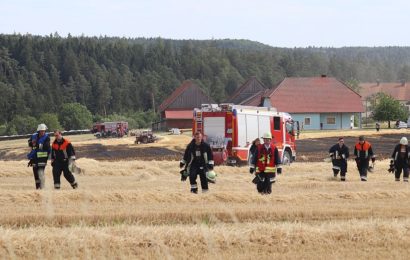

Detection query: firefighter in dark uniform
xmin=354 ymin=135 xmax=375 ymax=181
xmin=390 ymin=137 xmax=410 ymax=182
xmin=329 ymin=137 xmax=349 ymax=181
xmin=180 ymin=131 xmax=214 ymax=194
xmin=51 ymin=130 xmax=78 ymax=189
xmin=27 ymin=123 xmax=51 ymax=189
xmin=249 ymin=132 xmax=282 ymax=194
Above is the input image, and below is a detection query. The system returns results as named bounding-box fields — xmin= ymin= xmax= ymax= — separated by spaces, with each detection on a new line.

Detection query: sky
xmin=1 ymin=0 xmax=409 ymax=48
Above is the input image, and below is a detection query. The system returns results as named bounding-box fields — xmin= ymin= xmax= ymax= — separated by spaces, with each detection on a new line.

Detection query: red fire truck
xmin=92 ymin=121 xmax=128 ymax=138
xmin=193 ymin=104 xmax=296 ymax=166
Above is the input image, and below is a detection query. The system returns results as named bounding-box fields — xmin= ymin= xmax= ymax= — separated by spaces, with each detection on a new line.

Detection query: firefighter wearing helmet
xmin=179 ymin=131 xmax=214 ymax=194
xmin=249 ymin=132 xmax=282 ymax=194
xmin=354 ymin=135 xmax=375 ymax=181
xmin=27 ymin=123 xmax=51 ymax=189
xmin=389 ymin=137 xmax=410 ymax=182
xmin=328 ymin=137 xmax=350 ymax=181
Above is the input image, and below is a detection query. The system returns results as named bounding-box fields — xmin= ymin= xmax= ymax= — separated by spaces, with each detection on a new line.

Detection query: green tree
xmin=59 ymin=103 xmax=92 ymax=130
xmin=372 ymin=93 xmax=409 ymax=128
xmin=38 ymin=113 xmax=62 ymax=131
xmin=6 ymin=115 xmax=37 ymax=135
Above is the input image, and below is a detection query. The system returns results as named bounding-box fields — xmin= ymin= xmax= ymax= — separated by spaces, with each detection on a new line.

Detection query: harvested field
xmin=1 ymin=158 xmax=410 ymax=259
xmin=1 ymin=130 xmax=410 ymax=259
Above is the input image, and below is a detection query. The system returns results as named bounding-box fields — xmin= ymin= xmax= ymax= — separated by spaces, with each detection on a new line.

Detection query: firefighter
xmin=179 ymin=131 xmax=214 ymax=194
xmin=51 ymin=130 xmax=78 ymax=189
xmin=249 ymin=132 xmax=282 ymax=194
xmin=27 ymin=123 xmax=51 ymax=189
xmin=390 ymin=137 xmax=410 ymax=182
xmin=354 ymin=135 xmax=375 ymax=181
xmin=249 ymin=138 xmax=260 ymax=165
xmin=328 ymin=137 xmax=349 ymax=181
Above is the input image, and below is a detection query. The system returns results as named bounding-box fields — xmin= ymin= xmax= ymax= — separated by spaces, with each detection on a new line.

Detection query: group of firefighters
xmin=179 ymin=131 xmax=410 ymax=195
xmin=27 ymin=123 xmax=78 ymax=190
xmin=26 ymin=123 xmax=409 ymax=193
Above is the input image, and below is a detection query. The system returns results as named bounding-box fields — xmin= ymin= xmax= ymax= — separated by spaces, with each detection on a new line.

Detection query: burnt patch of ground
xmin=296 ymin=133 xmax=406 ymax=162
xmin=76 ymin=144 xmax=183 ymax=161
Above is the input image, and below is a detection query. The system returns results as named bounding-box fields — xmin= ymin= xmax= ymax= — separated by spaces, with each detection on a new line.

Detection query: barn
xmin=155 ymin=80 xmax=214 ymax=131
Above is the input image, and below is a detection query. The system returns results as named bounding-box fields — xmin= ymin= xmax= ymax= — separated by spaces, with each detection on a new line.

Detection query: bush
xmin=6 ymin=115 xmax=37 ymax=135
xmin=38 ymin=113 xmax=62 ymax=132
xmin=59 ymin=103 xmax=93 ymax=130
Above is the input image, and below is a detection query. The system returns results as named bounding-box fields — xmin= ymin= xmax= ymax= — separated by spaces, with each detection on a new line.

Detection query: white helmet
xmin=37 ymin=123 xmax=48 ymax=131
xmin=206 ymin=170 xmax=217 ymax=183
xmin=262 ymin=132 xmax=272 ymax=139
xmin=400 ymin=137 xmax=408 ymax=145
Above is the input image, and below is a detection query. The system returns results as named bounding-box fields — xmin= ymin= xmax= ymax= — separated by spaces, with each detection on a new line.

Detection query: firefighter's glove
xmin=179 ymin=161 xmax=185 ymax=169
xmin=277 ymin=167 xmax=282 ymax=175
xmin=249 ymin=167 xmax=255 ymax=174
xmin=180 ymin=169 xmax=188 ymax=181
xmin=51 ymin=160 xmax=55 ymax=167
xmin=371 ymin=157 xmax=376 ymax=163
xmin=27 ymin=159 xmax=33 ymax=167
xmin=388 ymin=160 xmax=395 ymax=173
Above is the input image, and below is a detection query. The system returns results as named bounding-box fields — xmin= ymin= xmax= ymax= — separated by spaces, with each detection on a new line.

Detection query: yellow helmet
xmin=262 ymin=132 xmax=272 ymax=139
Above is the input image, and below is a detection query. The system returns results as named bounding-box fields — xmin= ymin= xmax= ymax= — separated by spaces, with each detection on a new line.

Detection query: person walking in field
xmin=249 ymin=132 xmax=282 ymax=194
xmin=27 ymin=123 xmax=51 ymax=189
xmin=329 ymin=137 xmax=349 ymax=181
xmin=51 ymin=130 xmax=78 ymax=189
xmin=354 ymin=135 xmax=375 ymax=181
xmin=249 ymin=138 xmax=260 ymax=165
xmin=390 ymin=137 xmax=410 ymax=182
xmin=179 ymin=131 xmax=214 ymax=194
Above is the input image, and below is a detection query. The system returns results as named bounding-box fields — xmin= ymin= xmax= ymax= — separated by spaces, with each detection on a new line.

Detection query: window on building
xmin=327 ymin=117 xmax=336 ymax=124
xmin=304 ymin=117 xmax=311 ymax=126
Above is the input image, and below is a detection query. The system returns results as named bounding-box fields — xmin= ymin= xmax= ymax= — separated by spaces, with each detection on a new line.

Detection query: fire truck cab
xmin=193 ymin=104 xmax=296 ymax=166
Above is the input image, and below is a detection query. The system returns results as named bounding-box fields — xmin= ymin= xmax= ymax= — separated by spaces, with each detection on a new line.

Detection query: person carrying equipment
xmin=179 ymin=131 xmax=214 ymax=194
xmin=390 ymin=137 xmax=410 ymax=182
xmin=328 ymin=137 xmax=349 ymax=181
xmin=51 ymin=130 xmax=78 ymax=189
xmin=27 ymin=123 xmax=51 ymax=189
xmin=354 ymin=135 xmax=375 ymax=181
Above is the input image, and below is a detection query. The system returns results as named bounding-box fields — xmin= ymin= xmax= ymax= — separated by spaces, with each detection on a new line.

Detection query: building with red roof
xmin=231 ymin=76 xmax=364 ymax=130
xmin=155 ymin=80 xmax=214 ymax=131
xmin=359 ymin=81 xmax=410 ymax=122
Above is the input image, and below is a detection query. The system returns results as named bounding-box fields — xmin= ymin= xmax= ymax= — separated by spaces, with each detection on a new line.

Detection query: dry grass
xmin=1 ymin=158 xmax=410 ymax=259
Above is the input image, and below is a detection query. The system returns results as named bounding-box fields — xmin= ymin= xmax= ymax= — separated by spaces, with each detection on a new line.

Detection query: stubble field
xmin=1 ymin=130 xmax=410 ymax=259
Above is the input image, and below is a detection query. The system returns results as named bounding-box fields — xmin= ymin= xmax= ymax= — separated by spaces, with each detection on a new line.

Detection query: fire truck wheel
xmin=282 ymin=150 xmax=291 ymax=165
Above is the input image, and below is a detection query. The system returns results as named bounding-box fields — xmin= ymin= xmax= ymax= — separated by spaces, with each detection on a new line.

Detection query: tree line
xmin=1 ymin=33 xmax=410 ymax=134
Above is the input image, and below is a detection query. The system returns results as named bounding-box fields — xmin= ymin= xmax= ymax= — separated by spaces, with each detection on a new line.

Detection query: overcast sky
xmin=1 ymin=0 xmax=409 ymax=48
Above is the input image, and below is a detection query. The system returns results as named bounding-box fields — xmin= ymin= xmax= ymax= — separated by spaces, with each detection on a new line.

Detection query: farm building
xmin=226 ymin=76 xmax=266 ymax=104
xmin=359 ymin=81 xmax=410 ymax=121
xmin=231 ymin=76 xmax=364 ymax=130
xmin=154 ymin=80 xmax=214 ymax=131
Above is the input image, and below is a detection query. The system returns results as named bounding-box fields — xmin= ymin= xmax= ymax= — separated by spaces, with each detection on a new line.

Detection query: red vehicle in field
xmin=193 ymin=104 xmax=296 ymax=166
xmin=92 ymin=121 xmax=128 ymax=138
